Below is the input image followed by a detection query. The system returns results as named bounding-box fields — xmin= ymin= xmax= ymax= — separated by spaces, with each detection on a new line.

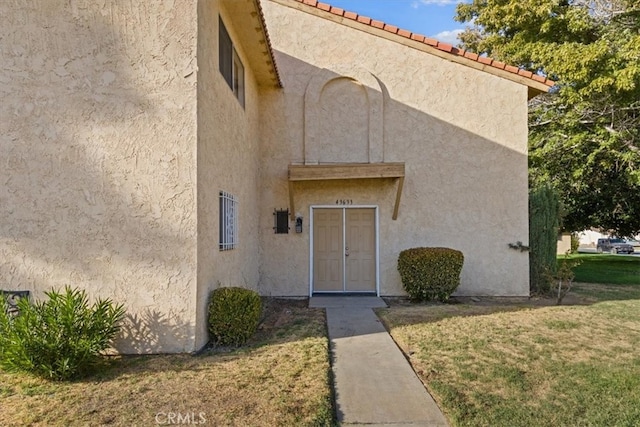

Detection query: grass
xmin=562 ymin=253 xmax=640 ymax=285
xmin=377 ymin=282 xmax=640 ymax=427
xmin=0 ymin=299 xmax=335 ymax=427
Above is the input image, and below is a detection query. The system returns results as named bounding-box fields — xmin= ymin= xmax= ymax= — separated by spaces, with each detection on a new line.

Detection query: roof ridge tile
xmin=383 ymin=24 xmax=399 ymax=34
xmin=370 ymin=19 xmax=384 ymax=29
xmin=437 ymin=42 xmax=453 ymax=53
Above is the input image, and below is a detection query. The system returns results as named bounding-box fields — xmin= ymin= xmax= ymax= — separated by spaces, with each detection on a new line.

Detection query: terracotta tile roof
xmin=291 ymin=0 xmax=554 ymax=89
xmin=255 ymin=0 xmax=283 ymax=87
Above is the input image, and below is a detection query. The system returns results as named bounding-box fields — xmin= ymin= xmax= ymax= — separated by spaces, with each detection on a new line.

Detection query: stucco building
xmin=0 ymin=0 xmax=553 ymax=353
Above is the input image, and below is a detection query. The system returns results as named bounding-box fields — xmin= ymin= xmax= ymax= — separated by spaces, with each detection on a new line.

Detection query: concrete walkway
xmin=310 ymin=296 xmax=448 ymax=426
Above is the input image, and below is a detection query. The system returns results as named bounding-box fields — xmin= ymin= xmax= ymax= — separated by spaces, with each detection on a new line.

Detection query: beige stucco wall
xmin=557 ymin=233 xmax=572 ymax=255
xmin=194 ymin=0 xmax=264 ymax=350
xmin=259 ymin=0 xmax=530 ymax=296
xmin=0 ymin=0 xmax=199 ymax=352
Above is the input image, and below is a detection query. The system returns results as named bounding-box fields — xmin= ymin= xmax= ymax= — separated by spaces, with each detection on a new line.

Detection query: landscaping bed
xmin=0 ymin=298 xmax=334 ymax=427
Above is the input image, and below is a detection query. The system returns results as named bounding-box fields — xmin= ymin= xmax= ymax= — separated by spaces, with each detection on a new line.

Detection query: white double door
xmin=312 ymin=207 xmax=377 ymax=293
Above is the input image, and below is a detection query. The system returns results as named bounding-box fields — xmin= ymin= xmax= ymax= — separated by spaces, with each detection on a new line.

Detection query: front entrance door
xmin=312 ymin=207 xmax=376 ymax=293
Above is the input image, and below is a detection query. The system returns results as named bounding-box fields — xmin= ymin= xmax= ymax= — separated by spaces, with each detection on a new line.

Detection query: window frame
xmin=219 ymin=191 xmax=238 ymax=251
xmin=219 ymin=17 xmax=245 ymax=108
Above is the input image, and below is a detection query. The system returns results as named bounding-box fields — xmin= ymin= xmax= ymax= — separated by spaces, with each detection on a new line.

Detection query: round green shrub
xmin=208 ymin=287 xmax=262 ymax=347
xmin=397 ymin=247 xmax=464 ymax=302
xmin=0 ymin=286 xmax=125 ymax=381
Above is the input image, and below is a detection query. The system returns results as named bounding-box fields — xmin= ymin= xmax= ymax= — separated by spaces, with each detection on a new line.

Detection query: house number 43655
xmin=336 ymin=199 xmax=353 ymax=205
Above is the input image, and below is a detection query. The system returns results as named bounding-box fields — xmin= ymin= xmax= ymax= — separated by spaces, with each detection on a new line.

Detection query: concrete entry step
xmin=309 ymin=296 xmax=388 ymax=309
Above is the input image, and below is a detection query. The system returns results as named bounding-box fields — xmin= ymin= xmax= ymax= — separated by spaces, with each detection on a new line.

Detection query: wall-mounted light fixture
xmin=295 ymin=215 xmax=303 ymax=233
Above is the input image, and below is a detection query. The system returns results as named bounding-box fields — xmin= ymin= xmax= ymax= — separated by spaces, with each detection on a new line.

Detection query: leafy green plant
xmin=0 ymin=287 xmax=125 ymax=381
xmin=570 ymin=233 xmax=580 ymax=254
xmin=397 ymin=247 xmax=464 ymax=302
xmin=553 ymin=254 xmax=582 ymax=305
xmin=208 ymin=287 xmax=262 ymax=347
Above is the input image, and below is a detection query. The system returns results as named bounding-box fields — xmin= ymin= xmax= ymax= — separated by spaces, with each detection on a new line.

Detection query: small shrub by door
xmin=398 ymin=247 xmax=464 ymax=302
xmin=208 ymin=287 xmax=262 ymax=347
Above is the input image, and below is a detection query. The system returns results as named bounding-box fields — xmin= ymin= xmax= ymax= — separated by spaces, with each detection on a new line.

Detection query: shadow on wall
xmin=0 ymin=2 xmax=197 ymax=352
xmin=118 ymin=310 xmax=193 ymax=354
xmin=259 ymin=51 xmax=530 ymax=296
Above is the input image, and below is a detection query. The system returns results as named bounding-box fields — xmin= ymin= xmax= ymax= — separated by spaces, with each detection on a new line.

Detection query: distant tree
xmin=456 ymin=0 xmax=640 ymax=236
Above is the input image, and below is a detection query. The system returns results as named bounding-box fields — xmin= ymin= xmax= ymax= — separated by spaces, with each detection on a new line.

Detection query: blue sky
xmin=324 ymin=0 xmax=471 ymax=45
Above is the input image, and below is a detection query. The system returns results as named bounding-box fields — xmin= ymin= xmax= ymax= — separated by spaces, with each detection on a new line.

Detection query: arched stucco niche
xmin=304 ymin=67 xmax=384 ymax=164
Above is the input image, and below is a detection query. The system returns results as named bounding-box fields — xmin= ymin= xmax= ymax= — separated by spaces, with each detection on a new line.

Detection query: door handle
xmin=345 ymin=246 xmax=349 ymax=257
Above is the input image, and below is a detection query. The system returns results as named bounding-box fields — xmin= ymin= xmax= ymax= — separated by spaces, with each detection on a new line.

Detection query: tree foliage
xmin=456 ymin=0 xmax=640 ymax=236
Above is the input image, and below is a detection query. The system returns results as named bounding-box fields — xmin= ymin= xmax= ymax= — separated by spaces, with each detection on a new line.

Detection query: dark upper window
xmin=219 ymin=17 xmax=245 ymax=108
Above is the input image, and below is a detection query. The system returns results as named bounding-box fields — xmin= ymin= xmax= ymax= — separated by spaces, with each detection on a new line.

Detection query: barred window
xmin=219 ymin=191 xmax=238 ymax=251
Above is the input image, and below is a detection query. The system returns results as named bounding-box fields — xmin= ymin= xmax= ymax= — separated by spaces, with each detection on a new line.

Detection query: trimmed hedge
xmin=208 ymin=287 xmax=262 ymax=347
xmin=397 ymin=247 xmax=464 ymax=302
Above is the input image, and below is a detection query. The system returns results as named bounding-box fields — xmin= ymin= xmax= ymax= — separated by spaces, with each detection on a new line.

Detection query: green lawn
xmin=377 ymin=281 xmax=640 ymax=427
xmin=562 ymin=253 xmax=640 ymax=285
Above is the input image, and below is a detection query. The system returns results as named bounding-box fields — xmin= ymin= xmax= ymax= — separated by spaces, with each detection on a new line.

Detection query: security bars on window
xmin=219 ymin=191 xmax=238 ymax=251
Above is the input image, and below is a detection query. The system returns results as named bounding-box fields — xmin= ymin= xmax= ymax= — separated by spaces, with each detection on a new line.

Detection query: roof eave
xmin=253 ymin=0 xmax=282 ymax=88
xmin=220 ymin=0 xmax=282 ymax=88
xmin=528 ymin=87 xmax=547 ymax=100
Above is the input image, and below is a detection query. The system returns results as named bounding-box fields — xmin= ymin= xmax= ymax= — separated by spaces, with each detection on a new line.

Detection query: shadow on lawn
xmin=376 ymin=284 xmax=640 ymax=329
xmin=375 ymin=300 xmax=535 ymax=329
xmin=572 ymin=282 xmax=640 ymax=302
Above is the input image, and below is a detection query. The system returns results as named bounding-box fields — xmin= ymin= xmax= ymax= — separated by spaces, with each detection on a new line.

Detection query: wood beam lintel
xmin=287 ymin=163 xmax=405 ymax=220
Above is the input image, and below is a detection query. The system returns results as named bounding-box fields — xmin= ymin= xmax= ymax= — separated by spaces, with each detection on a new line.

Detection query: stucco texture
xmin=0 ymin=0 xmax=198 ymax=353
xmin=2 ymin=0 xmax=277 ymax=354
xmin=259 ymin=0 xmax=530 ymax=297
xmin=194 ymin=0 xmax=265 ymax=350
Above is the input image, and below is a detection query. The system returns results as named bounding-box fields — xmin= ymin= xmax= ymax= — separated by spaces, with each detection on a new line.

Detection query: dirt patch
xmin=259 ymin=297 xmax=310 ymax=328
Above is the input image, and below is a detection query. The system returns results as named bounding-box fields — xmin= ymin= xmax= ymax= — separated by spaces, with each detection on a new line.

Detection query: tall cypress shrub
xmin=529 ymin=185 xmax=561 ymax=293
